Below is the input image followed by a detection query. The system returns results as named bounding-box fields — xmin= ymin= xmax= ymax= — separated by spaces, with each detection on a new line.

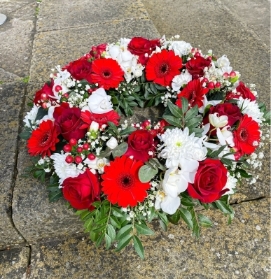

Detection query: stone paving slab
xmin=0 ymin=0 xmax=36 ymax=81
xmin=29 ymin=18 xmax=160 ymax=83
xmin=143 ymin=0 xmax=270 ymax=201
xmin=25 ymin=198 xmax=270 ymax=279
xmin=216 ymin=0 xmax=270 ymax=47
xmin=37 ymin=0 xmax=149 ymax=32
xmin=0 ymin=246 xmax=30 ymax=279
xmin=0 ymin=82 xmax=26 ymax=249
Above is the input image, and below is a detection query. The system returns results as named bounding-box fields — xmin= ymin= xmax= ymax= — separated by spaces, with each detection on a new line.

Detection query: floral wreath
xmin=21 ymin=35 xmax=270 ymax=258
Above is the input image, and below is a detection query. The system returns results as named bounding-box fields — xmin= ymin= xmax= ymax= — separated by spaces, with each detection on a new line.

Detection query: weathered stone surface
xmin=0 ymin=68 xmax=20 ymax=84
xmin=215 ymin=0 xmax=270 ymax=47
xmin=142 ymin=0 xmax=270 ymax=200
xmin=0 ymin=246 xmax=30 ymax=279
xmin=29 ymin=18 xmax=160 ymax=83
xmin=37 ymin=0 xmax=149 ymax=32
xmin=0 ymin=82 xmax=26 ymax=249
xmin=26 ymin=198 xmax=270 ymax=279
xmin=0 ymin=1 xmax=36 ymax=79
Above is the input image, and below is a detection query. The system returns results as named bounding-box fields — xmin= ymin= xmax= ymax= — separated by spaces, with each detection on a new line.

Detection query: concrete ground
xmin=0 ymin=0 xmax=270 ymax=278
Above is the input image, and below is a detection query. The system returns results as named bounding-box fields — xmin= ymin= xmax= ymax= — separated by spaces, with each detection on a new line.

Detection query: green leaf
xmin=147 ymin=206 xmax=157 ymax=222
xmin=179 ymin=207 xmax=193 ymax=229
xmin=99 ymin=148 xmax=112 ymax=158
xmin=158 ymin=211 xmax=168 ymax=226
xmin=110 ymin=216 xmax=121 ymax=229
xmin=181 ymin=196 xmax=196 ymax=207
xmin=116 ymin=224 xmax=133 ymax=240
xmin=48 ymin=190 xmax=62 ymax=202
xmin=184 ymin=105 xmax=198 ymax=121
xmin=208 ymin=145 xmax=226 ymax=158
xmin=112 ymin=142 xmax=128 ymax=158
xmin=133 ymin=235 xmax=145 ymax=259
xmin=105 ymin=233 xmax=112 ymax=249
xmin=112 ymin=207 xmax=125 ymax=218
xmin=215 ymin=200 xmax=234 ymax=215
xmin=167 ymin=101 xmax=183 ymax=118
xmin=148 ymin=158 xmax=166 ymax=171
xmin=84 ymin=218 xmax=93 ymax=230
xmin=198 ymin=214 xmax=213 ymax=227
xmin=135 ymin=223 xmax=154 ymax=235
xmin=190 ymin=208 xmax=200 ymax=238
xmin=19 ymin=129 xmax=32 ymax=140
xmin=149 ymin=83 xmax=158 ymax=94
xmin=168 ymin=209 xmax=181 ymax=225
xmin=186 ymin=116 xmax=202 ymax=129
xmin=180 ymin=97 xmax=189 ymax=114
xmin=236 ymin=168 xmax=252 ymax=178
xmin=35 ymin=107 xmax=47 ymax=121
xmin=159 ymin=219 xmax=167 ymax=231
xmin=138 ymin=165 xmax=158 ymax=183
xmin=92 ymin=201 xmax=101 ymax=209
xmin=107 ymin=224 xmax=116 ymax=241
xmin=116 ymin=233 xmax=133 ymax=251
xmin=163 ymin=114 xmax=181 ymax=127
xmin=119 ymin=126 xmax=136 ymax=136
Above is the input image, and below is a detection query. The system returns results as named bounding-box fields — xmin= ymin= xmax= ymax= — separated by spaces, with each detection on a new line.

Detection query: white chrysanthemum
xmin=223 ymin=173 xmax=237 ymax=195
xmin=167 ymin=40 xmax=192 ymax=56
xmin=171 ymin=70 xmax=192 ymax=91
xmin=159 ymin=127 xmax=207 ymax=168
xmin=23 ymin=105 xmax=39 ymax=127
xmin=237 ymin=97 xmax=264 ymax=123
xmin=50 ymin=153 xmax=84 ymax=184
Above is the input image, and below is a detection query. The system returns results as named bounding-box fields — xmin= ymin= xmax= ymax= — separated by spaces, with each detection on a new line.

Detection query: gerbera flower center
xmin=102 ymin=70 xmax=111 ymax=78
xmin=119 ymin=174 xmax=134 ymax=188
xmin=239 ymin=128 xmax=248 ymax=141
xmin=159 ymin=63 xmax=169 ymax=75
xmin=40 ymin=132 xmax=51 ymax=146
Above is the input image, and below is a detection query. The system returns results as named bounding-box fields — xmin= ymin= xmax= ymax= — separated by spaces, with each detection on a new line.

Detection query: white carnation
xmin=171 ymin=70 xmax=192 ymax=91
xmin=237 ymin=97 xmax=264 ymax=123
xmin=23 ymin=105 xmax=39 ymax=127
xmin=50 ymin=153 xmax=84 ymax=184
xmin=167 ymin=41 xmax=192 ymax=56
xmin=216 ymin=55 xmax=232 ymax=74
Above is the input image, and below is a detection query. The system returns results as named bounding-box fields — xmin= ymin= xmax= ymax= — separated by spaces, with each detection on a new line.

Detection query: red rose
xmin=203 ymin=103 xmax=242 ymax=133
xmin=62 ymin=168 xmax=100 ymax=210
xmin=128 ymin=37 xmax=161 ymax=65
xmin=64 ymin=56 xmax=92 ymax=83
xmin=226 ymin=82 xmax=256 ymax=101
xmin=34 ymin=80 xmax=55 ymax=105
xmin=53 ymin=103 xmax=87 ymax=141
xmin=187 ymin=158 xmax=228 ymax=203
xmin=125 ymin=130 xmax=155 ymax=162
xmin=186 ymin=56 xmax=211 ymax=79
xmin=80 ymin=110 xmax=120 ymax=129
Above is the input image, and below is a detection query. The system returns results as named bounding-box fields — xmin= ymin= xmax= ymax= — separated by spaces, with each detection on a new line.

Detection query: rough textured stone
xmin=37 ymin=0 xmax=149 ymax=32
xmin=142 ymin=0 xmax=270 ymax=200
xmin=0 ymin=246 xmax=30 ymax=279
xmin=26 ymin=198 xmax=270 ymax=279
xmin=215 ymin=0 xmax=270 ymax=47
xmin=0 ymin=1 xmax=36 ymax=79
xmin=0 ymin=82 xmax=26 ymax=249
xmin=29 ymin=18 xmax=160 ymax=83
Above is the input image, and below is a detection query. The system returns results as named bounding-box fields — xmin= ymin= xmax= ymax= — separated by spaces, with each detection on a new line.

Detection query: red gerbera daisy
xmin=90 ymin=58 xmax=124 ymax=89
xmin=176 ymin=79 xmax=209 ymax=108
xmin=233 ymin=114 xmax=260 ymax=155
xmin=101 ymin=156 xmax=150 ymax=207
xmin=27 ymin=120 xmax=59 ymax=158
xmin=145 ymin=50 xmax=182 ymax=86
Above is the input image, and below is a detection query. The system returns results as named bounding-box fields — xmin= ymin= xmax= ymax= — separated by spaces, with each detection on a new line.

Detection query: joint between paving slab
xmin=35 ymin=17 xmax=152 ymax=34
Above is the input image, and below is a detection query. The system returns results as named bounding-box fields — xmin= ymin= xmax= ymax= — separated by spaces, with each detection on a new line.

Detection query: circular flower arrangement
xmin=21 ymin=35 xmax=270 ymax=258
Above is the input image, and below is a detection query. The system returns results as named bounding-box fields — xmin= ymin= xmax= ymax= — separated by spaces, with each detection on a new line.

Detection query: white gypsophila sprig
xmin=159 ymin=127 xmax=207 ymax=169
xmin=222 ymin=173 xmax=237 ymax=195
xmin=237 ymin=97 xmax=264 ymax=123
